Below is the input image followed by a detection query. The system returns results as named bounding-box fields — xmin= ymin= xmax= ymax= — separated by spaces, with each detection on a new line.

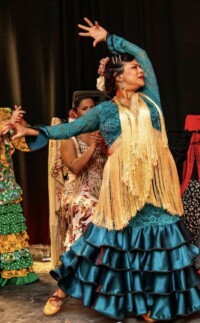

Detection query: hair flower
xmin=96 ymin=57 xmax=110 ymax=91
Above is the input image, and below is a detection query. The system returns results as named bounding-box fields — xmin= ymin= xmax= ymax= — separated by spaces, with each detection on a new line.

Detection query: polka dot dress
xmin=0 ymin=145 xmax=38 ymax=286
xmin=182 ymin=179 xmax=200 ymax=269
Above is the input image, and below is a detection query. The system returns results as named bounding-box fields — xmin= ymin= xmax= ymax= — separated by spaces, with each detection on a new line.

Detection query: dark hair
xmin=73 ymin=95 xmax=95 ymax=112
xmin=104 ymin=53 xmax=135 ymax=98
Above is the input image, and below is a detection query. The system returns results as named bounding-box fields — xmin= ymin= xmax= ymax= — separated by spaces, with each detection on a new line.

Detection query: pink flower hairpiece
xmin=96 ymin=57 xmax=110 ymax=91
xmin=97 ymin=57 xmax=110 ymax=76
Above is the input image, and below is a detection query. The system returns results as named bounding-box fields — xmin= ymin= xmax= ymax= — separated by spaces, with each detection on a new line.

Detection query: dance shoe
xmin=43 ymin=291 xmax=70 ymax=316
xmin=142 ymin=312 xmax=156 ymax=322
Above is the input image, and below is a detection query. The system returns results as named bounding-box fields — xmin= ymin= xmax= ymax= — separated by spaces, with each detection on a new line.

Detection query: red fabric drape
xmin=181 ymin=115 xmax=200 ymax=195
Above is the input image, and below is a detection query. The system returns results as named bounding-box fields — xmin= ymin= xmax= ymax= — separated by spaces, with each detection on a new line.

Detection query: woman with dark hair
xmin=3 ymin=18 xmax=200 ymax=322
xmin=60 ymin=95 xmax=107 ymax=250
xmin=49 ymin=94 xmax=107 ymax=268
xmin=73 ymin=94 xmax=95 ymax=110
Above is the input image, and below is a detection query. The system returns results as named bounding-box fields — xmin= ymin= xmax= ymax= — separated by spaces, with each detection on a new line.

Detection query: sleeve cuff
xmin=26 ymin=132 xmax=48 ymax=151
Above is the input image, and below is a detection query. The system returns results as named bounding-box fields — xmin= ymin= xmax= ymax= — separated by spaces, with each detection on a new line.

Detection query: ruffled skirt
xmin=0 ymin=203 xmax=39 ymax=286
xmin=51 ymin=218 xmax=200 ymax=320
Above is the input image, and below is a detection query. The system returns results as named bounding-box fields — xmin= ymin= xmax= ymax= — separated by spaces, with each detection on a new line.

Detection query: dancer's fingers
xmin=78 ymin=23 xmax=90 ymax=31
xmin=78 ymin=32 xmax=90 ymax=37
xmin=83 ymin=17 xmax=94 ymax=26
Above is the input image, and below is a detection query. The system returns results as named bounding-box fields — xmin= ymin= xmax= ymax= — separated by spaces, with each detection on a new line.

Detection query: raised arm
xmin=106 ymin=34 xmax=161 ymax=108
xmin=78 ymin=17 xmax=161 ymax=109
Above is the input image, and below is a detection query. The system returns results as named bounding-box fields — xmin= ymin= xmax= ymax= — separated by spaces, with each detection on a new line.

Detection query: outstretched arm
xmin=1 ymin=122 xmax=39 ymax=138
xmin=2 ymin=105 xmax=100 ymax=151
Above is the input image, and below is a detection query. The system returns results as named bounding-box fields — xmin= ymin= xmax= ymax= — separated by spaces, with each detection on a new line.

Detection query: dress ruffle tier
xmin=51 ymin=220 xmax=200 ymax=320
xmin=0 ymin=203 xmax=38 ymax=286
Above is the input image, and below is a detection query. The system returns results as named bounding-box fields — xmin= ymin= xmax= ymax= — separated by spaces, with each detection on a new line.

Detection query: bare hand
xmin=78 ymin=17 xmax=108 ymax=47
xmin=2 ymin=121 xmax=28 ymax=139
xmin=90 ymin=131 xmax=104 ymax=146
xmin=10 ymin=105 xmax=26 ymax=124
xmin=1 ymin=121 xmax=13 ymax=135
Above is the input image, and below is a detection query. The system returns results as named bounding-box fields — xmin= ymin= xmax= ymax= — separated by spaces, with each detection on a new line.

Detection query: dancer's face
xmin=76 ymin=98 xmax=95 ymax=117
xmin=118 ymin=59 xmax=145 ymax=91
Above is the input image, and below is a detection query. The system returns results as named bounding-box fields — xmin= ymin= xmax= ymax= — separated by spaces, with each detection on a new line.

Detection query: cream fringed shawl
xmin=91 ymin=93 xmax=183 ymax=230
xmin=48 ymin=117 xmax=65 ymax=269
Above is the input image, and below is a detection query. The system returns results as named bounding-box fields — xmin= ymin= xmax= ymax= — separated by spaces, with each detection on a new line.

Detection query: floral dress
xmin=61 ymin=136 xmax=107 ymax=250
xmin=0 ymin=133 xmax=38 ymax=286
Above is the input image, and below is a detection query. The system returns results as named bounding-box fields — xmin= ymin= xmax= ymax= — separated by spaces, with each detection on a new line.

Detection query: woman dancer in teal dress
xmin=3 ymin=18 xmax=200 ymax=322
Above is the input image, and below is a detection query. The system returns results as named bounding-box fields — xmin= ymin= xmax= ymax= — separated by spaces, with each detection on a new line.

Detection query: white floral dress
xmin=61 ymin=136 xmax=107 ymax=250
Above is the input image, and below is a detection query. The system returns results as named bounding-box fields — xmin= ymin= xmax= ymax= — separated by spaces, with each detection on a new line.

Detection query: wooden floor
xmin=1 ymin=261 xmax=200 ymax=323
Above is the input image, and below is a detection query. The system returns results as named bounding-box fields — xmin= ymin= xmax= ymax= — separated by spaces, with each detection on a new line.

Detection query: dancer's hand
xmin=1 ymin=121 xmax=39 ymax=139
xmin=90 ymin=131 xmax=104 ymax=146
xmin=1 ymin=121 xmax=12 ymax=135
xmin=78 ymin=17 xmax=108 ymax=47
xmin=10 ymin=105 xmax=26 ymax=123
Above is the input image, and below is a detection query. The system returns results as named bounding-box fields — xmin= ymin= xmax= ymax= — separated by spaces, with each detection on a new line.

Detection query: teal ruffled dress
xmin=51 ymin=209 xmax=200 ymax=320
xmin=27 ymin=35 xmax=200 ymax=320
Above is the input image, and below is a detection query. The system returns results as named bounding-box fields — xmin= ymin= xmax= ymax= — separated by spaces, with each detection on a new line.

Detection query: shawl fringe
xmin=91 ymin=93 xmax=183 ymax=230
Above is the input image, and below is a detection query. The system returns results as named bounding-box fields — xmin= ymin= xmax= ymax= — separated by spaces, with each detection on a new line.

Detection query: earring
xmin=121 ymin=81 xmax=124 ymax=90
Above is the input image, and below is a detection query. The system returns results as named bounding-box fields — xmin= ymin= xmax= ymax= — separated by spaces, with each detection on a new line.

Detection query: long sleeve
xmin=26 ymin=105 xmax=100 ymax=151
xmin=107 ymin=34 xmax=161 ymax=109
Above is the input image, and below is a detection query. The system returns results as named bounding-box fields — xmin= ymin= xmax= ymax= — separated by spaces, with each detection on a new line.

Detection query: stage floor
xmin=1 ymin=261 xmax=200 ymax=323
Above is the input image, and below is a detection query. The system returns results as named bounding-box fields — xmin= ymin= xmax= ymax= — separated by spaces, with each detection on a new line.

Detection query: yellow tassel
xmin=91 ymin=93 xmax=183 ymax=230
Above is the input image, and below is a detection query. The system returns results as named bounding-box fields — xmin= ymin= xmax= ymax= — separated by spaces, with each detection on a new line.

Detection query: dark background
xmin=0 ymin=0 xmax=199 ymax=244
